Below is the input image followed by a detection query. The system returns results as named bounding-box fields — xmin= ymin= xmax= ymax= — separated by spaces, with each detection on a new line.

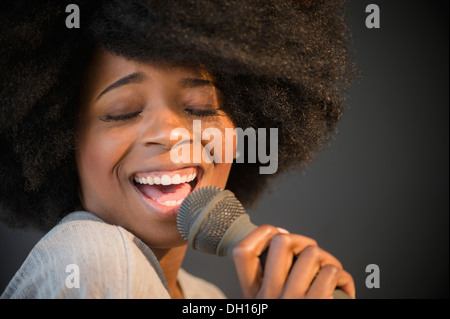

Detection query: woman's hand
xmin=232 ymin=225 xmax=355 ymax=299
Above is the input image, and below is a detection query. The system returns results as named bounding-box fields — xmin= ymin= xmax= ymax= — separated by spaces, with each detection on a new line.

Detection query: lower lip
xmin=132 ymin=171 xmax=202 ymax=220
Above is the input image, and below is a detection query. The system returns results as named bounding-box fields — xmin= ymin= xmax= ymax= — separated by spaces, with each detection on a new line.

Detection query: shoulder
xmin=1 ymin=211 xmax=170 ymax=299
xmin=178 ymin=268 xmax=226 ymax=299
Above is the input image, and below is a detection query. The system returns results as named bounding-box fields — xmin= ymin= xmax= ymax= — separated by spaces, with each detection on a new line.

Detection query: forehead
xmin=81 ymin=46 xmax=215 ymax=101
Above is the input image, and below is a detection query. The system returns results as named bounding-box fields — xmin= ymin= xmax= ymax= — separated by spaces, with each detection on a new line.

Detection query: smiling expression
xmin=75 ymin=47 xmax=235 ymax=249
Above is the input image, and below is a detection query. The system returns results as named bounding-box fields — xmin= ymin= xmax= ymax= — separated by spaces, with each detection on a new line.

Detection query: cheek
xmin=206 ymin=118 xmax=237 ymax=164
xmin=211 ymin=162 xmax=233 ymax=188
xmin=203 ymin=117 xmax=236 ymax=188
xmin=77 ymin=139 xmax=106 ymax=180
xmin=75 ymin=127 xmax=131 ymax=207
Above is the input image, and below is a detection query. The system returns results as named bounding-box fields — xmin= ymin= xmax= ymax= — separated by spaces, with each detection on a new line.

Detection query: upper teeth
xmin=134 ymin=172 xmax=197 ymax=186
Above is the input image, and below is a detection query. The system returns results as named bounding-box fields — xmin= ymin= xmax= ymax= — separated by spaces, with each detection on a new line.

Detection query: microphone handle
xmin=215 ymin=214 xmax=351 ymax=298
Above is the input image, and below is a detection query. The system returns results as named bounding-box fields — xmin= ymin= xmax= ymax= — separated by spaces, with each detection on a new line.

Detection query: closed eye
xmin=100 ymin=110 xmax=143 ymax=122
xmin=185 ymin=107 xmax=226 ymax=117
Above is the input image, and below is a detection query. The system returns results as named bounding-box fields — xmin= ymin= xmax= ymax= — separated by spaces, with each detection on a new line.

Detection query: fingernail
xmin=277 ymin=227 xmax=290 ymax=234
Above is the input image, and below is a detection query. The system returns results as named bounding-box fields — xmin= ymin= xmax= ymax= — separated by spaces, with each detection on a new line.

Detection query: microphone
xmin=177 ymin=186 xmax=351 ymax=299
xmin=177 ymin=186 xmax=256 ymax=258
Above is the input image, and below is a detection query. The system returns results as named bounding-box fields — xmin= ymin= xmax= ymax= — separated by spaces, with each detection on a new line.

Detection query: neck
xmin=152 ymin=245 xmax=187 ymax=299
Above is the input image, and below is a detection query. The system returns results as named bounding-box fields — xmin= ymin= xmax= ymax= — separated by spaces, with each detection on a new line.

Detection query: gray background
xmin=1 ymin=0 xmax=448 ymax=298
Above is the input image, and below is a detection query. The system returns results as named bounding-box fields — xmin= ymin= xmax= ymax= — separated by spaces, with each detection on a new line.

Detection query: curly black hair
xmin=0 ymin=0 xmax=355 ymax=231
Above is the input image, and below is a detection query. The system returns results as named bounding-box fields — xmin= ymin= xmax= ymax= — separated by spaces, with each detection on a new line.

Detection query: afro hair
xmin=0 ymin=0 xmax=356 ymax=231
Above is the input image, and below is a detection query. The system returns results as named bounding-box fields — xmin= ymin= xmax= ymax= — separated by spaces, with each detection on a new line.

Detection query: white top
xmin=1 ymin=211 xmax=226 ymax=299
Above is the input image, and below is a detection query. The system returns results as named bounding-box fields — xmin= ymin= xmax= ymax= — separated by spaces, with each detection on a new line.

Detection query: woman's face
xmin=75 ymin=47 xmax=235 ymax=249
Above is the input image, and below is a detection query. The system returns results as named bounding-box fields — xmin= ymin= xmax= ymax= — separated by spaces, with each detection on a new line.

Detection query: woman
xmin=0 ymin=0 xmax=356 ymax=299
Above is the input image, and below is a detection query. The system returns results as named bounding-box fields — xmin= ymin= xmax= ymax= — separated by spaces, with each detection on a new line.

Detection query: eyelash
xmin=100 ymin=106 xmax=223 ymax=122
xmin=184 ymin=108 xmax=221 ymax=117
xmin=100 ymin=111 xmax=142 ymax=122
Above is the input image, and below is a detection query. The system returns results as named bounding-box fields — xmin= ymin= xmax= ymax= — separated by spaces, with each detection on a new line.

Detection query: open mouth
xmin=132 ymin=167 xmax=200 ymax=207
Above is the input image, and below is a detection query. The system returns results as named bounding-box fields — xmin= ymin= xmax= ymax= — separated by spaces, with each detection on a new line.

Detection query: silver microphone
xmin=177 ymin=186 xmax=351 ymax=299
xmin=177 ymin=186 xmax=256 ymax=258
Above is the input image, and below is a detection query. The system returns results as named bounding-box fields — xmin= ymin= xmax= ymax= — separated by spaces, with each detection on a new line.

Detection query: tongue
xmin=137 ymin=183 xmax=192 ymax=203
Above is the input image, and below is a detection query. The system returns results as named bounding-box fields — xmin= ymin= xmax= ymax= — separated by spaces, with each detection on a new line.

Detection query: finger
xmin=232 ymin=225 xmax=281 ymax=298
xmin=334 ymin=271 xmax=356 ymax=299
xmin=260 ymin=234 xmax=318 ymax=298
xmin=280 ymin=245 xmax=343 ymax=298
xmin=305 ymin=265 xmax=355 ymax=299
xmin=258 ymin=234 xmax=294 ymax=298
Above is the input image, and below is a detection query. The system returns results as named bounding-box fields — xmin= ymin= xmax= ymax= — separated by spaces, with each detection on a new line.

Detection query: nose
xmin=138 ymin=107 xmax=189 ymax=151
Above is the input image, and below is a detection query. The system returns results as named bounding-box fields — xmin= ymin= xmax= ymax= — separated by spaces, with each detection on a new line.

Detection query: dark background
xmin=1 ymin=0 xmax=448 ymax=298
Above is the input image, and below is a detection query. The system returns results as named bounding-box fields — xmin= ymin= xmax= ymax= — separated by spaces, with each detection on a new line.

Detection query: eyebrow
xmin=96 ymin=72 xmax=146 ymax=100
xmin=178 ymin=78 xmax=217 ymax=88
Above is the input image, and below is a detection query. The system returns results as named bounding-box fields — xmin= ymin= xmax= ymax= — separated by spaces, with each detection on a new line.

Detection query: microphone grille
xmin=177 ymin=186 xmax=223 ymax=240
xmin=177 ymin=186 xmax=246 ymax=255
